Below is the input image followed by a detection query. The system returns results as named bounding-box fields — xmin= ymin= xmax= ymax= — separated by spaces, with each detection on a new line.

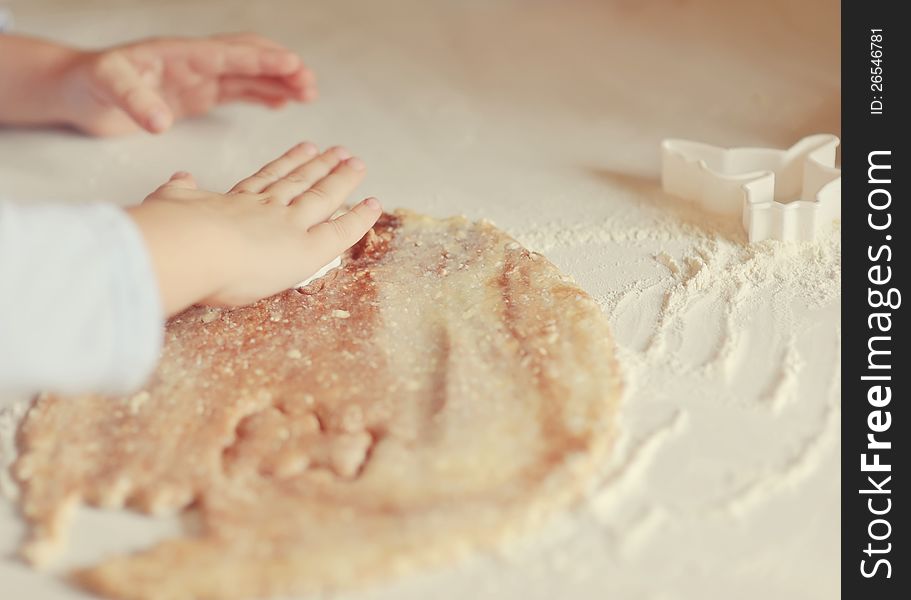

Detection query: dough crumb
xmin=127 ymin=391 xmax=150 ymax=415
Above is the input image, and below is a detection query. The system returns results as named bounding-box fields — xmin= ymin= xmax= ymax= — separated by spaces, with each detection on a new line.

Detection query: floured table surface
xmin=0 ymin=1 xmax=839 ymax=599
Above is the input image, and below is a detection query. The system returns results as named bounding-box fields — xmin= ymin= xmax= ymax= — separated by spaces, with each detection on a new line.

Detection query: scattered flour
xmin=511 ymin=198 xmax=840 ymax=552
xmin=0 ymin=398 xmax=30 ymax=501
xmin=588 ymin=408 xmax=688 ymax=520
xmin=513 ymin=206 xmax=840 ymax=387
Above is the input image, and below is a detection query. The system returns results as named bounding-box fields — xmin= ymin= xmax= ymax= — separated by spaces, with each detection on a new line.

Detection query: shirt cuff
xmin=0 ymin=200 xmax=164 ymax=396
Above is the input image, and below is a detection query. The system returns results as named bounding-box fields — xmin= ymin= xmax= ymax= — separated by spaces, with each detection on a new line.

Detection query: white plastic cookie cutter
xmin=660 ymin=134 xmax=841 ymax=242
xmin=298 ymin=256 xmax=341 ymax=288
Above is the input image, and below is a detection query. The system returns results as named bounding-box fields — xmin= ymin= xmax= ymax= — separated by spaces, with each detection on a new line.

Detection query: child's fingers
xmin=211 ymin=34 xmax=315 ymax=86
xmin=283 ymin=67 xmax=317 ymax=90
xmin=230 ymin=92 xmax=288 ymax=109
xmin=173 ymin=39 xmax=301 ymax=78
xmin=217 ymin=76 xmax=310 ymax=104
xmin=146 ymin=172 xmax=197 ymax=201
xmin=263 ymin=147 xmax=349 ymax=206
xmin=219 ymin=37 xmax=318 ymax=95
xmin=305 ymin=198 xmax=383 ymax=262
xmin=279 ymin=68 xmax=318 ymax=101
xmin=94 ymin=52 xmax=173 ymax=133
xmin=155 ymin=171 xmax=197 ymax=192
xmin=222 ymin=43 xmax=302 ymax=77
xmin=291 ymin=158 xmax=366 ymax=225
xmin=230 ymin=143 xmax=319 ymax=194
xmin=212 ymin=32 xmax=287 ymax=51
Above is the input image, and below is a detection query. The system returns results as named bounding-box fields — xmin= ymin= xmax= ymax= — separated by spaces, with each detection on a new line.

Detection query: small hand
xmin=129 ymin=143 xmax=381 ymax=315
xmin=61 ymin=34 xmax=316 ymax=136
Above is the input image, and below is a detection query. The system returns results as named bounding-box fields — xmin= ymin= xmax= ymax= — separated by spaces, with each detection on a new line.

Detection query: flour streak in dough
xmin=14 ymin=210 xmax=621 ymax=600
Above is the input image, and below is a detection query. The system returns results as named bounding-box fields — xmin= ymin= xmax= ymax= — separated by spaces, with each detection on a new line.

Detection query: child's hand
xmin=128 ymin=143 xmax=381 ymax=316
xmin=61 ymin=33 xmax=316 ymax=136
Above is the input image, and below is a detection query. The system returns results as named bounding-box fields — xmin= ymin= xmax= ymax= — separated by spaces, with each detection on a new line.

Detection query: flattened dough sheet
xmin=15 ymin=210 xmax=621 ymax=600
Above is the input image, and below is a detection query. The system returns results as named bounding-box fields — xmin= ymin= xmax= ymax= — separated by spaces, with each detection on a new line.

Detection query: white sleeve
xmin=0 ymin=200 xmax=163 ymax=397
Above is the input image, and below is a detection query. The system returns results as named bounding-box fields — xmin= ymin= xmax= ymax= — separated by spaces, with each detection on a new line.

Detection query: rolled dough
xmin=14 ymin=210 xmax=621 ymax=600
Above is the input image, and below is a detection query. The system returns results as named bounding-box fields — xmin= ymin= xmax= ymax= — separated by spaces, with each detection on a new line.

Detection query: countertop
xmin=0 ymin=1 xmax=841 ymax=598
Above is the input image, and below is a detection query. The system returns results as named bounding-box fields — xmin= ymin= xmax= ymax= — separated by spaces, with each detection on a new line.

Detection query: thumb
xmin=157 ymin=171 xmax=198 ymax=192
xmin=93 ymin=51 xmax=174 ymax=133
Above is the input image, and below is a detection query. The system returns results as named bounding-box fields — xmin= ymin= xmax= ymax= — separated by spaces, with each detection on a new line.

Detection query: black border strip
xmin=842 ymin=1 xmax=906 ymax=596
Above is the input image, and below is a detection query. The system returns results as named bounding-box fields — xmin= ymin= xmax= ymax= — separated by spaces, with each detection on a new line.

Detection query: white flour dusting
xmin=513 ymin=205 xmax=840 ymax=383
xmin=510 ymin=199 xmax=840 ymax=564
xmin=0 ymin=399 xmax=29 ymax=501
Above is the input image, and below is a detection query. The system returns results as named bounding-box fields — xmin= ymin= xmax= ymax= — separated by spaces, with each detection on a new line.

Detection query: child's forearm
xmin=0 ymin=34 xmax=77 ymax=127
